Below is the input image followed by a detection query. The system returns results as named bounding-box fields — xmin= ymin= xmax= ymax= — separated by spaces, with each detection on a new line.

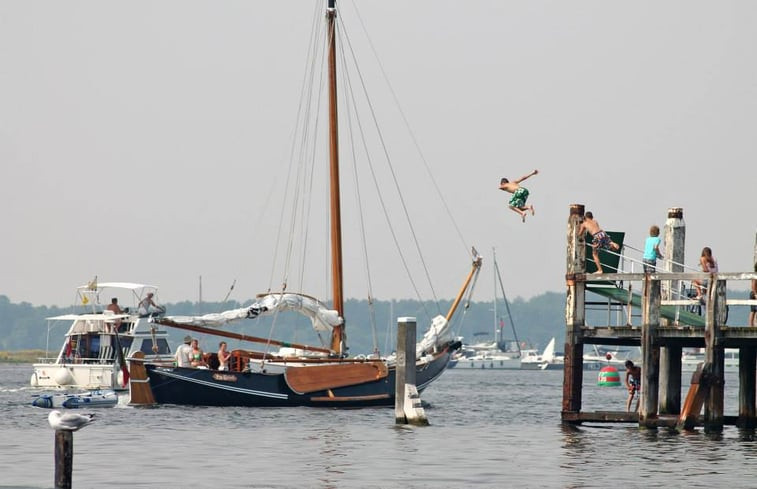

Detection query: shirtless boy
xmin=625 ymin=360 xmax=641 ymax=412
xmin=499 ymin=169 xmax=538 ymax=223
xmin=578 ymin=211 xmax=620 ymax=273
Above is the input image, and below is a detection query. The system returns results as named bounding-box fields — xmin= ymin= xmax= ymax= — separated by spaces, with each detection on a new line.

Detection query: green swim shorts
xmin=508 ymin=187 xmax=529 ymax=208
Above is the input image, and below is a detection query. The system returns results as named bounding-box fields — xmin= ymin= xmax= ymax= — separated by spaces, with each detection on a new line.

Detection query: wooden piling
xmin=128 ymin=351 xmax=156 ymax=406
xmin=703 ymin=279 xmax=727 ymax=432
xmin=659 ymin=208 xmax=685 ymax=415
xmin=54 ymin=430 xmax=73 ymax=489
xmin=640 ymin=277 xmax=660 ymax=427
xmin=562 ymin=204 xmax=585 ymax=420
xmin=395 ymin=317 xmax=428 ymax=426
xmin=743 ymin=232 xmax=757 ymax=428
xmin=738 ymin=347 xmax=757 ymax=428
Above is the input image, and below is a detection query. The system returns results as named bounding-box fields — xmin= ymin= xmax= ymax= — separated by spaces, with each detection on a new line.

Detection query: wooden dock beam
xmin=640 ymin=277 xmax=660 ymax=427
xmin=659 ymin=208 xmax=684 ymax=415
xmin=562 ymin=204 xmax=586 ymax=421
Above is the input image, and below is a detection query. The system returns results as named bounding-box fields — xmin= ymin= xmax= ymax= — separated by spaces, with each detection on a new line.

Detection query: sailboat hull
xmin=141 ymin=346 xmax=455 ymax=408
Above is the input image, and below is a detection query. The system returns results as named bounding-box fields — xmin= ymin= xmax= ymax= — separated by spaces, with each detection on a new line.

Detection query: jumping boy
xmin=499 ymin=169 xmax=538 ymax=223
xmin=578 ymin=211 xmax=620 ymax=273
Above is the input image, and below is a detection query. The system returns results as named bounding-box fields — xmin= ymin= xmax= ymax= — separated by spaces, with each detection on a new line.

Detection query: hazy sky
xmin=2 ymin=1 xmax=756 ymax=308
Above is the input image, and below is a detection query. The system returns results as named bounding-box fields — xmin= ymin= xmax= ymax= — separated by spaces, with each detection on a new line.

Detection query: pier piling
xmin=395 ymin=317 xmax=428 ymax=426
xmin=54 ymin=430 xmax=73 ymax=489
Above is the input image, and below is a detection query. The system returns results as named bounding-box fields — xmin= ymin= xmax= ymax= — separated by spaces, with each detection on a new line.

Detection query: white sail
xmin=416 ymin=315 xmax=452 ymax=356
xmin=162 ymin=293 xmax=343 ymax=333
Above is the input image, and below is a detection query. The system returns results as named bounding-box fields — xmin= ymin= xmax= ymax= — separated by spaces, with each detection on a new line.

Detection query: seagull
xmin=48 ymin=410 xmax=96 ymax=432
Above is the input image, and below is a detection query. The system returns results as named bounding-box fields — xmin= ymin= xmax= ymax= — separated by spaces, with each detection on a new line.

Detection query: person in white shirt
xmin=174 ymin=336 xmax=193 ymax=367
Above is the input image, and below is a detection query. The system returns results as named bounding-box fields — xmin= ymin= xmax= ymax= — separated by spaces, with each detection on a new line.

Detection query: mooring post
xmin=562 ymin=204 xmax=585 ymax=421
xmin=640 ymin=276 xmax=660 ymax=427
xmin=54 ymin=430 xmax=73 ymax=489
xmin=395 ymin=317 xmax=428 ymax=426
xmin=742 ymin=232 xmax=757 ymax=428
xmin=738 ymin=346 xmax=757 ymax=428
xmin=659 ymin=207 xmax=684 ymax=415
xmin=703 ymin=279 xmax=726 ymax=433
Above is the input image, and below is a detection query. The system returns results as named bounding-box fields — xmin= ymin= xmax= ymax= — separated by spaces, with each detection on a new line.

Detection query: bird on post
xmin=48 ymin=411 xmax=95 ymax=432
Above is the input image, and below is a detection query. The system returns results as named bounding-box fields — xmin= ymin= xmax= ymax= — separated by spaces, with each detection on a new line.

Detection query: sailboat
xmin=130 ymin=0 xmax=479 ymax=408
xmin=450 ymin=249 xmax=522 ymax=369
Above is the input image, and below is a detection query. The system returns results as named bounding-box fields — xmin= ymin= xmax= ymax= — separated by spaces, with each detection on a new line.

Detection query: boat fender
xmin=30 ymin=372 xmax=39 ymax=387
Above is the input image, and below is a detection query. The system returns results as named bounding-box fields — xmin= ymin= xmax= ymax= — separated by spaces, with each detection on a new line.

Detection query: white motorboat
xmin=450 ymin=249 xmax=522 ymax=370
xmin=31 ymin=281 xmax=175 ymax=391
xmin=681 ymin=348 xmax=740 ymax=373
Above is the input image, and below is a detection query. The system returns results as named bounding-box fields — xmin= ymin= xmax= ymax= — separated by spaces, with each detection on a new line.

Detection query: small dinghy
xmin=32 ymin=389 xmax=118 ymax=409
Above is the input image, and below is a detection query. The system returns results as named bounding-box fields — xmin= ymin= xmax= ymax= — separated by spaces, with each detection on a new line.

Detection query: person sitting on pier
xmin=625 ymin=360 xmax=641 ymax=413
xmin=692 ymin=246 xmax=718 ymax=300
xmin=579 ymin=211 xmax=620 ymax=274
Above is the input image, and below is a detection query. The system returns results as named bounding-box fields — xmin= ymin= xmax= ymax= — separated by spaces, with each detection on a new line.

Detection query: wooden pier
xmin=562 ymin=204 xmax=757 ymax=432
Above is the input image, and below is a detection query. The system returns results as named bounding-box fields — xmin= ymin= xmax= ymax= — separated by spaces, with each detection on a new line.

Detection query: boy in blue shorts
xmin=499 ymin=169 xmax=538 ymax=223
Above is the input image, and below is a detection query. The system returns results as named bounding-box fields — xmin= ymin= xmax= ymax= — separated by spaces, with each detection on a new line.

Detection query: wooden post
xmin=54 ymin=430 xmax=73 ymax=489
xmin=703 ymin=279 xmax=726 ymax=433
xmin=640 ymin=276 xmax=660 ymax=427
xmin=659 ymin=208 xmax=684 ymax=415
xmin=743 ymin=230 xmax=757 ymax=427
xmin=563 ymin=204 xmax=585 ymax=420
xmin=395 ymin=317 xmax=428 ymax=426
xmin=738 ymin=346 xmax=757 ymax=428
xmin=128 ymin=351 xmax=156 ymax=406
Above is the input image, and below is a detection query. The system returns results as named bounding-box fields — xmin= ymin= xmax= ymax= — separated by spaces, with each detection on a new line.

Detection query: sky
xmin=1 ymin=1 xmax=756 ymax=309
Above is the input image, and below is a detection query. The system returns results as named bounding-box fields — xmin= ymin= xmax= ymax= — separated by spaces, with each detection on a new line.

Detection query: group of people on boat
xmin=174 ymin=336 xmax=232 ymax=370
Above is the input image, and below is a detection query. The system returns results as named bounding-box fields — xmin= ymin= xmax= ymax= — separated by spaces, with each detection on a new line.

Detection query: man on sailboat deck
xmin=498 ymin=169 xmax=538 ymax=223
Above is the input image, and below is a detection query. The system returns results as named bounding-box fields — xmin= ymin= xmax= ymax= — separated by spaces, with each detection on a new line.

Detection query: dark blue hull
xmin=144 ymin=347 xmax=455 ymax=408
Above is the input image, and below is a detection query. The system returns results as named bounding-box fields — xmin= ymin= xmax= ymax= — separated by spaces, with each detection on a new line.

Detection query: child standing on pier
xmin=498 ymin=169 xmax=538 ymax=223
xmin=625 ymin=360 xmax=641 ymax=413
xmin=578 ymin=211 xmax=621 ymax=273
xmin=642 ymin=225 xmax=664 ymax=273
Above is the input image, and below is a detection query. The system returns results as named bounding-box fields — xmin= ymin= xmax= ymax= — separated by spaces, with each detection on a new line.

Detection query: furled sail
xmin=161 ymin=293 xmax=343 ymax=333
xmin=416 ymin=315 xmax=452 ymax=356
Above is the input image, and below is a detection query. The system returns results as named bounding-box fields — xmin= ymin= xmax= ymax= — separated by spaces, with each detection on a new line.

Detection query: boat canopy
xmin=160 ymin=293 xmax=343 ymax=333
xmin=46 ymin=313 xmax=130 ymax=321
xmin=76 ymin=282 xmax=158 ymax=291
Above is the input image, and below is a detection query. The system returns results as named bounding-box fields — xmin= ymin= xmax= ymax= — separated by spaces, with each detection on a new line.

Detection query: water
xmin=2 ymin=363 xmax=757 ymax=488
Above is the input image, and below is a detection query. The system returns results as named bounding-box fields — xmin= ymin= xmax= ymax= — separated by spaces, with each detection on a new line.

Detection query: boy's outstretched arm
xmin=513 ymin=169 xmax=539 ymax=184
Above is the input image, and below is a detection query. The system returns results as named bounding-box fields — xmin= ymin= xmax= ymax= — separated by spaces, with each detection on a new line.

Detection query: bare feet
xmin=592 ymin=270 xmax=604 ymax=274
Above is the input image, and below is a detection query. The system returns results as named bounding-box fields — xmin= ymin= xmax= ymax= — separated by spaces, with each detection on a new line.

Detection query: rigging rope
xmin=350 ymin=1 xmax=471 ymax=260
xmin=337 ymin=11 xmax=440 ymax=317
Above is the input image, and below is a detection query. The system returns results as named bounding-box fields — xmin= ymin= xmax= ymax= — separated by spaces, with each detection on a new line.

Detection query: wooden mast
xmin=327 ymin=0 xmax=345 ymax=354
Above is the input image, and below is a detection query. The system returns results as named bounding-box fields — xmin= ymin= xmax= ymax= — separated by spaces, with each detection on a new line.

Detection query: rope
xmin=336 ymin=12 xmax=438 ymax=317
xmin=350 ymin=1 xmax=471 ymax=260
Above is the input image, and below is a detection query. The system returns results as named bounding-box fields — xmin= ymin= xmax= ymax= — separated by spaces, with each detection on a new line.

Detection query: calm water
xmin=2 ymin=363 xmax=757 ymax=488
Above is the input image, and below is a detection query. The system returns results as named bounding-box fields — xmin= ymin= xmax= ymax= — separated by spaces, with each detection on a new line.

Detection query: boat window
xmin=138 ymin=338 xmax=170 ymax=355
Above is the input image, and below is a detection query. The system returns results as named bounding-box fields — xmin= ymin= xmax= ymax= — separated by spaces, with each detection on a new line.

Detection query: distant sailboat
xmin=450 ymin=249 xmax=522 ymax=370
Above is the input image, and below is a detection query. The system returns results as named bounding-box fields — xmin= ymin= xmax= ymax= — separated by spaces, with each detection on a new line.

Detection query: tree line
xmin=0 ymin=291 xmax=749 ymax=355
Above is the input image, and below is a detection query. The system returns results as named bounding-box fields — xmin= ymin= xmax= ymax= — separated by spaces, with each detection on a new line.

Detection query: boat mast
xmin=327 ymin=0 xmax=345 ymax=354
xmin=493 ymin=248 xmax=499 ymax=345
